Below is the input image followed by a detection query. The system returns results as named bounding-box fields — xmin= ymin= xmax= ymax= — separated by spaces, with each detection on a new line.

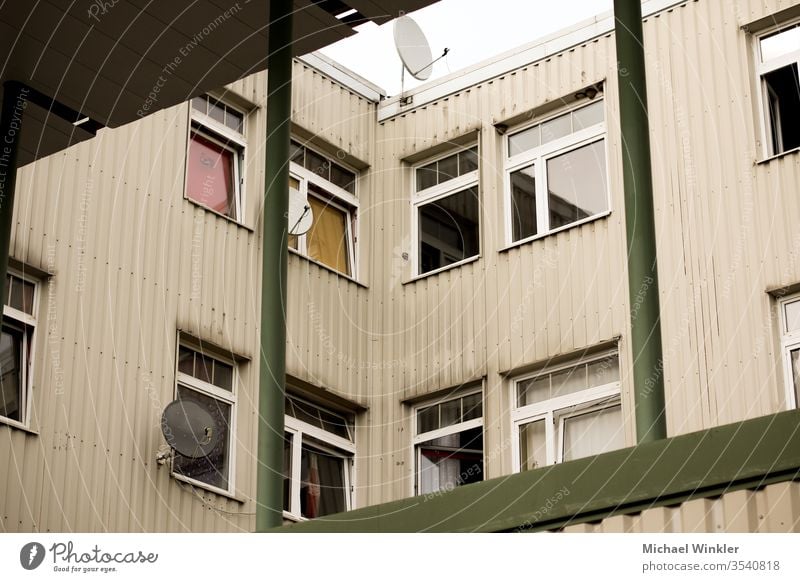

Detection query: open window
xmin=288 ymin=140 xmax=359 ymax=278
xmin=412 ymin=389 xmax=483 ymax=495
xmin=0 ymin=272 xmax=37 ymax=429
xmin=779 ymin=293 xmax=800 ymax=408
xmin=186 ymin=95 xmax=246 ymax=221
xmin=512 ymin=350 xmax=624 ymax=471
xmin=755 ymin=20 xmax=800 ymax=157
xmin=505 ymin=99 xmax=608 ymax=245
xmin=283 ymin=393 xmax=356 ymax=520
xmin=413 ymin=146 xmax=480 ymax=276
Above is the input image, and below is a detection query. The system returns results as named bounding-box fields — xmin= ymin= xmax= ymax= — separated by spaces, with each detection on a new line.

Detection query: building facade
xmin=2 ymin=0 xmax=800 ymax=532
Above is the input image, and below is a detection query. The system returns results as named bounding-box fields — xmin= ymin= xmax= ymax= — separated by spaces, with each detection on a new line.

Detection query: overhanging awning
xmin=0 ymin=0 xmax=436 ymax=166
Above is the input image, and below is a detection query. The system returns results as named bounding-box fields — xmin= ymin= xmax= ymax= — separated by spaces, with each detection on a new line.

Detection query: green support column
xmin=613 ymin=0 xmax=667 ymax=443
xmin=256 ymin=0 xmax=293 ymax=531
xmin=0 ymin=82 xmax=28 ymax=303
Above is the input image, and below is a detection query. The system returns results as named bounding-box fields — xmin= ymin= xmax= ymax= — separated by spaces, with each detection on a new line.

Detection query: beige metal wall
xmin=2 ymin=0 xmax=800 ymax=532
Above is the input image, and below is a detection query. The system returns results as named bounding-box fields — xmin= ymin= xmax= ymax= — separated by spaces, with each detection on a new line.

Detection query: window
xmin=0 ymin=272 xmax=37 ymax=428
xmin=186 ymin=95 xmax=246 ymax=221
xmin=779 ymin=294 xmax=800 ymax=407
xmin=172 ymin=341 xmax=237 ymax=494
xmin=283 ymin=394 xmax=355 ymax=520
xmin=413 ymin=390 xmax=483 ymax=495
xmin=413 ymin=146 xmax=480 ymax=275
xmin=505 ymin=99 xmax=608 ymax=244
xmin=512 ymin=351 xmax=624 ymax=471
xmin=289 ymin=140 xmax=358 ymax=277
xmin=755 ymin=20 xmax=800 ymax=156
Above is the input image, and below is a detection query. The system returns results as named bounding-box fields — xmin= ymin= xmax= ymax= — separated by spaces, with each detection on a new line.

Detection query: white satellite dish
xmin=288 ymin=184 xmax=313 ymax=236
xmin=393 ymin=16 xmax=434 ymax=81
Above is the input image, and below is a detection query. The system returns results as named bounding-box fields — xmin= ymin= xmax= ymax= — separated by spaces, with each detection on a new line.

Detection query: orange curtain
xmin=307 ymin=197 xmax=349 ymax=274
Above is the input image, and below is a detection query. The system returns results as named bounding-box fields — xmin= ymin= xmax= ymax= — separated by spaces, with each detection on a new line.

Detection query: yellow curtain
xmin=307 ymin=196 xmax=349 ymax=274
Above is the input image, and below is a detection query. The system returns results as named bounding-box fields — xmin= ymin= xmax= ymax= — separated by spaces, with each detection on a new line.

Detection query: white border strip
xmin=377 ymin=0 xmax=689 ymax=121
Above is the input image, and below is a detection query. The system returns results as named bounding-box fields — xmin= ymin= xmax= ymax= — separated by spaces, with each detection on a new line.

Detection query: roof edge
xmin=298 ymin=52 xmax=387 ymax=102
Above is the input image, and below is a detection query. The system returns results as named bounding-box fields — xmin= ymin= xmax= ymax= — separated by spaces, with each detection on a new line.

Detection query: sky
xmin=320 ymin=0 xmax=614 ymax=96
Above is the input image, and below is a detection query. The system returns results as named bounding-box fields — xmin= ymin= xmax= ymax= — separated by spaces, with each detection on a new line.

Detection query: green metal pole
xmin=256 ymin=0 xmax=293 ymax=531
xmin=613 ymin=0 xmax=667 ymax=443
xmin=0 ymin=82 xmax=28 ymax=303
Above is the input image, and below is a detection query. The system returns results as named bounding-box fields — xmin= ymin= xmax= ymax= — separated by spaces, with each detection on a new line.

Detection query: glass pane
xmin=9 ymin=276 xmax=35 ymax=315
xmin=288 ymin=174 xmax=301 ymax=250
xmin=418 ymin=187 xmax=480 ymax=274
xmin=290 ymin=142 xmax=304 ymax=165
xmin=300 ymin=443 xmax=346 ymax=518
xmin=213 ymin=361 xmax=233 ymax=391
xmin=305 ymin=148 xmax=329 ymax=181
xmin=760 ymin=24 xmax=800 ymax=62
xmin=461 ymin=393 xmax=482 ymax=421
xmin=306 ymin=191 xmax=351 ymax=275
xmin=562 ymin=404 xmax=624 ymax=462
xmin=330 ymin=163 xmax=356 ymax=194
xmin=417 ymin=427 xmax=483 ymax=495
xmin=517 ymin=374 xmax=550 ymax=406
xmin=194 ymin=354 xmax=213 ymax=384
xmin=551 ymin=363 xmax=587 ymax=398
xmin=546 ymin=139 xmax=607 ymax=229
xmin=587 ymin=354 xmax=620 ymax=388
xmin=172 ymin=385 xmax=231 ymax=490
xmin=510 ymin=164 xmax=537 ymax=241
xmin=319 ymin=408 xmax=351 ymax=440
xmin=459 ymin=147 xmax=478 ymax=174
xmin=417 ymin=404 xmax=438 ymax=433
xmin=177 ymin=346 xmax=194 ymax=375
xmin=540 ymin=112 xmax=572 ymax=145
xmin=191 ymin=96 xmax=207 ymax=114
xmin=0 ymin=325 xmax=23 ymax=422
xmin=225 ymin=108 xmax=244 ymax=133
xmin=437 ymin=153 xmax=458 ymax=183
xmin=187 ymin=132 xmax=237 ymax=218
xmin=440 ymin=398 xmax=460 ymax=428
xmin=764 ymin=64 xmax=800 ymax=154
xmin=508 ymin=125 xmax=540 ymax=156
xmin=416 ymin=162 xmax=438 ymax=191
xmin=287 ymin=396 xmax=323 ymax=429
xmin=785 ymin=300 xmax=800 ymax=333
xmin=519 ymin=420 xmax=547 ymax=471
xmin=572 ymin=100 xmax=604 ymax=130
xmin=283 ymin=433 xmax=292 ymax=512
xmin=207 ymin=99 xmax=226 ymax=125
xmin=791 ymin=348 xmax=800 ymax=407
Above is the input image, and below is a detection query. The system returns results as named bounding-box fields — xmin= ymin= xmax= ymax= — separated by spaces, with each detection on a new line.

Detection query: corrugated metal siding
xmin=560 ymin=481 xmax=800 ymax=532
xmin=3 ymin=0 xmax=800 ymax=531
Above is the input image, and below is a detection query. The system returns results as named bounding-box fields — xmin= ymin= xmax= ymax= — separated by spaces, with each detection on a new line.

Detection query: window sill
xmin=172 ymin=473 xmax=246 ymax=504
xmin=288 ymin=248 xmax=367 ymax=288
xmin=403 ymin=254 xmax=481 ymax=284
xmin=499 ymin=210 xmax=611 ymax=253
xmin=184 ymin=196 xmax=254 ymax=232
xmin=757 ymin=145 xmax=800 ymax=165
xmin=0 ymin=416 xmax=38 ymax=435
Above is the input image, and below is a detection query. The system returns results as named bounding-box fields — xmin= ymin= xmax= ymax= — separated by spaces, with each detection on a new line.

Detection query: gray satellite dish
xmin=161 ymin=399 xmax=221 ymax=458
xmin=288 ymin=184 xmax=313 ymax=236
xmin=393 ymin=16 xmax=434 ymax=81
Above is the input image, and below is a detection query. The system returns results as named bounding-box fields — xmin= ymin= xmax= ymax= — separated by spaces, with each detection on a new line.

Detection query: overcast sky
xmin=320 ymin=0 xmax=614 ymax=95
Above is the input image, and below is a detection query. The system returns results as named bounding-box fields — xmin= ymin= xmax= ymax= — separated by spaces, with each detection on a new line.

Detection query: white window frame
xmin=0 ymin=269 xmax=38 ymax=431
xmin=510 ymin=350 xmax=622 ymax=472
xmin=412 ymin=144 xmax=481 ymax=277
xmin=753 ymin=18 xmax=800 ymax=158
xmin=288 ymin=160 xmax=359 ymax=279
xmin=171 ymin=339 xmax=238 ymax=497
xmin=186 ymin=97 xmax=247 ymax=222
xmin=411 ymin=387 xmax=484 ymax=496
xmin=283 ymin=398 xmax=356 ymax=522
xmin=778 ymin=293 xmax=800 ymax=409
xmin=503 ymin=99 xmax=610 ymax=247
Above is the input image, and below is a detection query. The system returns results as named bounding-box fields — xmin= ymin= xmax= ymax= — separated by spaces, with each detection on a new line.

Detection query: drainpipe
xmin=613 ymin=0 xmax=667 ymax=443
xmin=0 ymin=81 xmax=28 ymax=302
xmin=256 ymin=0 xmax=293 ymax=531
